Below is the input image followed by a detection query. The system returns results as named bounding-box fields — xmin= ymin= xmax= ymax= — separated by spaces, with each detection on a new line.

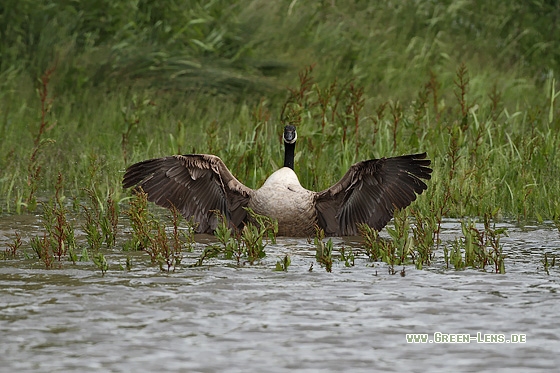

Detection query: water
xmin=1 ymin=215 xmax=559 ymax=372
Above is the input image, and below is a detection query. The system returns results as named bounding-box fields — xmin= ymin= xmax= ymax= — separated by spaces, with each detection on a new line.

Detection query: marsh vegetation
xmin=1 ymin=1 xmax=559 ymax=274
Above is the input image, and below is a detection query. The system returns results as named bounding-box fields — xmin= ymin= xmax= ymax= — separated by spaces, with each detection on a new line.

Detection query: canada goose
xmin=123 ymin=125 xmax=432 ymax=236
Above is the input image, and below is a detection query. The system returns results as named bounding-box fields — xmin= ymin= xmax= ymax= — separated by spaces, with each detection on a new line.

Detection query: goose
xmin=122 ymin=125 xmax=432 ymax=236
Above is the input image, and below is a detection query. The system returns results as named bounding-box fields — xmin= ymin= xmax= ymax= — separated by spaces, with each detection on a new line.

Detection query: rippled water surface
xmin=1 ymin=214 xmax=560 ymax=372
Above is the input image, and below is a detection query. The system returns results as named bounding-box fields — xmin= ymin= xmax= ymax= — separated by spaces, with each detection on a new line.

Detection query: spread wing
xmin=122 ymin=154 xmax=253 ymax=233
xmin=314 ymin=153 xmax=432 ymax=236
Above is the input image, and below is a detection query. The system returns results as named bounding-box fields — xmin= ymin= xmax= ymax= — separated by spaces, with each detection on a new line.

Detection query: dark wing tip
xmin=401 ymin=152 xmax=433 ymax=181
xmin=123 ymin=157 xmax=174 ymax=190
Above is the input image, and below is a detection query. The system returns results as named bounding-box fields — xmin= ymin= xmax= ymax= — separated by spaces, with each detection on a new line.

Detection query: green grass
xmin=1 ymin=65 xmax=558 ymax=220
xmin=7 ymin=62 xmax=560 ymax=220
xmin=0 ymin=1 xmax=559 ymax=273
xmin=1 ymin=1 xmax=558 ymax=220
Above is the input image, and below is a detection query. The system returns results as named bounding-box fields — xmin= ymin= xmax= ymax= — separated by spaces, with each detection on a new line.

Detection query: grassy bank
xmin=1 ymin=1 xmax=559 ymax=221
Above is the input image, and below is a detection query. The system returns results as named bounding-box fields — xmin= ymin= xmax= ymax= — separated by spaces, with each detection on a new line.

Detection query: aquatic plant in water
xmin=191 ymin=208 xmax=277 ymax=267
xmin=124 ymin=189 xmax=155 ymax=251
xmin=314 ymin=228 xmax=333 ymax=273
xmin=93 ymin=252 xmax=108 ymax=276
xmin=275 ymin=255 xmax=291 ymax=271
xmin=444 ymin=212 xmax=507 ymax=273
xmin=4 ymin=233 xmax=22 ymax=259
xmin=339 ymin=246 xmax=355 ymax=267
xmin=29 ymin=174 xmax=77 ymax=267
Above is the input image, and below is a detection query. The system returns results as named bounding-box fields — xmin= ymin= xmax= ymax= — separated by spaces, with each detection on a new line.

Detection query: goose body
xmin=123 ymin=125 xmax=432 ymax=236
xmin=249 ymin=167 xmax=316 ymax=236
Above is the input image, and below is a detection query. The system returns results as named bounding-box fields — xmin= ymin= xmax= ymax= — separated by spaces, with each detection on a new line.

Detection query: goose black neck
xmin=284 ymin=141 xmax=295 ymax=170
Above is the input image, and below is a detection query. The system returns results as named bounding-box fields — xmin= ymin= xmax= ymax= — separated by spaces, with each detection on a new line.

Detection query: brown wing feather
xmin=315 ymin=152 xmax=432 ymax=236
xmin=122 ymin=154 xmax=252 ymax=233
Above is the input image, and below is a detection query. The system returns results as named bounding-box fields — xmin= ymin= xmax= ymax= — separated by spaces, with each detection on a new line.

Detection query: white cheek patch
xmin=284 ymin=132 xmax=297 ymax=144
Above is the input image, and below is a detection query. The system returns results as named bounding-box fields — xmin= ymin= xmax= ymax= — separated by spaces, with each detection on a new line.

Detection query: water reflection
xmin=1 ymin=214 xmax=559 ymax=372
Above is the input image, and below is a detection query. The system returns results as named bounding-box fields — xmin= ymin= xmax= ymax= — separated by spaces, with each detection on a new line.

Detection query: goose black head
xmin=283 ymin=125 xmax=296 ymax=169
xmin=283 ymin=125 xmax=297 ymax=145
